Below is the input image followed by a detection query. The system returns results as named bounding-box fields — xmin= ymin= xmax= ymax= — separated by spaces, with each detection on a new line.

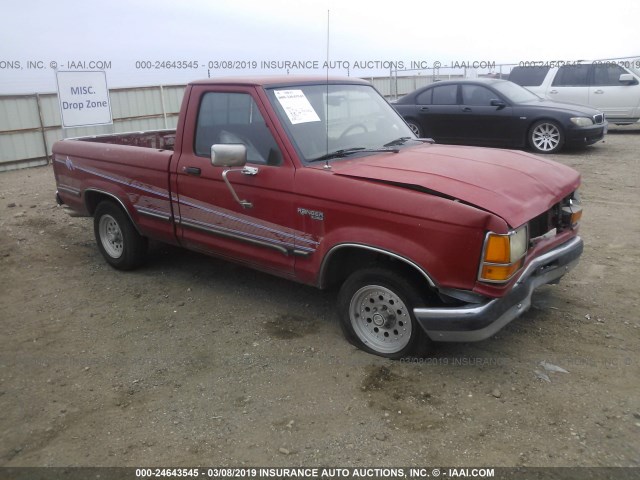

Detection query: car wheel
xmin=529 ymin=120 xmax=564 ymax=153
xmin=406 ymin=119 xmax=423 ymax=137
xmin=94 ymin=201 xmax=147 ymax=270
xmin=337 ymin=267 xmax=430 ymax=359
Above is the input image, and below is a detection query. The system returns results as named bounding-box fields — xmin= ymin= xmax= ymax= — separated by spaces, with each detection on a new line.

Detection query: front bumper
xmin=565 ymin=122 xmax=607 ymax=147
xmin=415 ymin=236 xmax=583 ymax=342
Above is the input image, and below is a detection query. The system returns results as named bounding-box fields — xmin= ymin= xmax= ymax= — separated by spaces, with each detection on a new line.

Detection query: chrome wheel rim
xmin=349 ymin=285 xmax=411 ymax=354
xmin=99 ymin=214 xmax=123 ymax=258
xmin=408 ymin=122 xmax=421 ymax=136
xmin=532 ymin=123 xmax=560 ymax=152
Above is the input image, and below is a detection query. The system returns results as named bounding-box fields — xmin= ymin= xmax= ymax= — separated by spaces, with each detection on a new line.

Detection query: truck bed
xmin=76 ymin=129 xmax=176 ymax=151
xmin=52 ymin=129 xmax=176 ymax=234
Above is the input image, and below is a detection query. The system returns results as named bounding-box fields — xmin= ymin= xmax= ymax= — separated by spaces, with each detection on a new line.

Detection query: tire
xmin=406 ymin=119 xmax=423 ymax=137
xmin=337 ymin=267 xmax=430 ymax=359
xmin=93 ymin=201 xmax=147 ymax=270
xmin=529 ymin=120 xmax=564 ymax=153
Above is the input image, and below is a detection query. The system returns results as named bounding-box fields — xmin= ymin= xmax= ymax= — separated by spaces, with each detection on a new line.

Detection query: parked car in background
xmin=509 ymin=61 xmax=640 ymax=125
xmin=393 ymin=79 xmax=607 ymax=153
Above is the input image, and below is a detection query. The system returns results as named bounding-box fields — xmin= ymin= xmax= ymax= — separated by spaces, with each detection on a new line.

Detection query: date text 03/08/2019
xmin=135 ymin=467 xmax=497 ymax=478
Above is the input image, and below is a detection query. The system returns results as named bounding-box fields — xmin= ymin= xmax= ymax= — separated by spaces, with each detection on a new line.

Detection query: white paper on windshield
xmin=274 ymin=89 xmax=321 ymax=124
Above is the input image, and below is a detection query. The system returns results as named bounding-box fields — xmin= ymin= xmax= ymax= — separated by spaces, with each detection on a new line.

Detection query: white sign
xmin=274 ymin=89 xmax=321 ymax=124
xmin=55 ymin=71 xmax=113 ymax=128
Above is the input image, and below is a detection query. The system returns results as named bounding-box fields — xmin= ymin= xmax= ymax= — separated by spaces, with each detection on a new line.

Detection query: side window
xmin=552 ymin=65 xmax=590 ymax=86
xmin=593 ymin=64 xmax=628 ymax=86
xmin=416 ymin=88 xmax=432 ymax=105
xmin=508 ymin=66 xmax=550 ymax=87
xmin=462 ymin=85 xmax=497 ymax=106
xmin=431 ymin=85 xmax=458 ymax=105
xmin=194 ymin=92 xmax=282 ymax=165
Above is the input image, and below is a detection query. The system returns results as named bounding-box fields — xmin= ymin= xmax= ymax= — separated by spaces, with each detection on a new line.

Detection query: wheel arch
xmin=83 ymin=188 xmax=143 ymax=235
xmin=318 ymin=243 xmax=437 ymax=292
xmin=527 ymin=115 xmax=564 ymax=128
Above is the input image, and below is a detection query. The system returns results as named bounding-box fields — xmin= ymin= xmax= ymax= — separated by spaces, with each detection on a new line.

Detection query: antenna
xmin=324 ymin=9 xmax=331 ymax=170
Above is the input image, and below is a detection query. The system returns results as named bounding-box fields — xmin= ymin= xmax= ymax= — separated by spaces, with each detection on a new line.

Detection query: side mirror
xmin=619 ymin=73 xmax=637 ymax=85
xmin=210 ymin=144 xmax=256 ymax=209
xmin=490 ymin=99 xmax=506 ymax=109
xmin=211 ymin=144 xmax=247 ymax=167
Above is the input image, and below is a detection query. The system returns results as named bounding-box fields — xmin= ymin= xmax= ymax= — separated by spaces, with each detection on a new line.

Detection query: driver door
xmin=173 ymin=86 xmax=297 ymax=277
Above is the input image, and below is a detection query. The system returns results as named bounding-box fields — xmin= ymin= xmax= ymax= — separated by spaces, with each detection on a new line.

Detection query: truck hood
xmin=330 ymin=144 xmax=581 ymax=227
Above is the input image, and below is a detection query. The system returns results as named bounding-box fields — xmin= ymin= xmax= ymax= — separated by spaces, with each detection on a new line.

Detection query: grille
xmin=528 ymin=198 xmax=572 ymax=247
xmin=593 ymin=114 xmax=604 ymax=124
xmin=528 ymin=209 xmax=553 ymax=241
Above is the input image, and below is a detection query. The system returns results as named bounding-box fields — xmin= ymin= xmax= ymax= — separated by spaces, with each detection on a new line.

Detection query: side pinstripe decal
xmin=55 ymin=156 xmax=319 ymax=255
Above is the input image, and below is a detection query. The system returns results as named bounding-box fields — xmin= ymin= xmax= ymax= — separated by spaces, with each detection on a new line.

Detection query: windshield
xmin=492 ymin=81 xmax=542 ymax=103
xmin=266 ymin=84 xmax=415 ymax=162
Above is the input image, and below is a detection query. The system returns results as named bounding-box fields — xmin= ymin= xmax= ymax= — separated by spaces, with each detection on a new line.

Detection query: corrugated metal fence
xmin=0 ymin=84 xmax=186 ymax=172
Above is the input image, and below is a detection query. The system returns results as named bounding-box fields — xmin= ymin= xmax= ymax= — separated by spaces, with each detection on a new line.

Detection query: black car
xmin=393 ymin=78 xmax=607 ymax=153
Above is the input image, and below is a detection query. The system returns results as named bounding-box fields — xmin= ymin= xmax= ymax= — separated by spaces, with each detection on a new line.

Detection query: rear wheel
xmin=406 ymin=119 xmax=423 ymax=137
xmin=94 ymin=201 xmax=147 ymax=270
xmin=338 ymin=267 xmax=430 ymax=359
xmin=529 ymin=120 xmax=564 ymax=153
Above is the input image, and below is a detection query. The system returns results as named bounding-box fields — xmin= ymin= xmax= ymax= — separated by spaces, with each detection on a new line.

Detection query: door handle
xmin=184 ymin=166 xmax=201 ymax=176
xmin=462 ymin=107 xmax=472 ymax=112
xmin=549 ymin=90 xmax=558 ymax=94
xmin=419 ymin=106 xmax=430 ymax=111
xmin=593 ymin=89 xmax=604 ymax=94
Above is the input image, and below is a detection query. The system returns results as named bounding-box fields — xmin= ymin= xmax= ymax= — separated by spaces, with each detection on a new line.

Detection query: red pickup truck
xmin=52 ymin=76 xmax=584 ymax=358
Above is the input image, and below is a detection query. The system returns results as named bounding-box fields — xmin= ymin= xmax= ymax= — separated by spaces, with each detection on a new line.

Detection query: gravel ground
xmin=1 ymin=125 xmax=639 ymax=468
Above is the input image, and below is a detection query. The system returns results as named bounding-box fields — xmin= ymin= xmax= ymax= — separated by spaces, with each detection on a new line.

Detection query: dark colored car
xmin=393 ymin=78 xmax=607 ymax=153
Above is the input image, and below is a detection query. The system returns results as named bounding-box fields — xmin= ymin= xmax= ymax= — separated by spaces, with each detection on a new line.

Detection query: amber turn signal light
xmin=480 ymin=259 xmax=525 ymax=282
xmin=479 ymin=226 xmax=528 ymax=283
xmin=483 ymin=234 xmax=510 ymax=263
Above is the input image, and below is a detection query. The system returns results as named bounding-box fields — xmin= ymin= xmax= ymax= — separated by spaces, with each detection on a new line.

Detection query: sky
xmin=1 ymin=0 xmax=639 ymax=94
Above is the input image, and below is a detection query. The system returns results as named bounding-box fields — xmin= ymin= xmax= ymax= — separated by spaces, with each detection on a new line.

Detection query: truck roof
xmin=188 ymin=76 xmax=371 ymax=88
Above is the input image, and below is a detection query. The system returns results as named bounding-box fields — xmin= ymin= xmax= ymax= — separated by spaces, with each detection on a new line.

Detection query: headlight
xmin=570 ymin=117 xmax=594 ymax=127
xmin=479 ymin=225 xmax=528 ymax=283
xmin=561 ymin=189 xmax=583 ymax=228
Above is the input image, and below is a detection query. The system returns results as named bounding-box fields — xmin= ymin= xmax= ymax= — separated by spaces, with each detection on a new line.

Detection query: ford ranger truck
xmin=52 ymin=76 xmax=584 ymax=359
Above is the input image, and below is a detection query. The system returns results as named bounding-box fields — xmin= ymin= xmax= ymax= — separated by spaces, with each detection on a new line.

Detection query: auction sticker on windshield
xmin=274 ymin=89 xmax=321 ymax=124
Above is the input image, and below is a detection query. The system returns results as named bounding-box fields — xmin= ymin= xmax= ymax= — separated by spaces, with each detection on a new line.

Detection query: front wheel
xmin=337 ymin=268 xmax=430 ymax=359
xmin=529 ymin=120 xmax=564 ymax=153
xmin=94 ymin=201 xmax=147 ymax=270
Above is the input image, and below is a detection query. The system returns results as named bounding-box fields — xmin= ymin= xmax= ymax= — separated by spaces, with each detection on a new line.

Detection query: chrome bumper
xmin=415 ymin=236 xmax=583 ymax=342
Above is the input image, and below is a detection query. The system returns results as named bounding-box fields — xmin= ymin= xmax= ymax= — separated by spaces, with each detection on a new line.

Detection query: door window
xmin=593 ymin=64 xmax=629 ymax=86
xmin=508 ymin=66 xmax=550 ymax=87
xmin=552 ymin=65 xmax=590 ymax=86
xmin=461 ymin=85 xmax=497 ymax=106
xmin=416 ymin=88 xmax=432 ymax=105
xmin=194 ymin=92 xmax=282 ymax=165
xmin=431 ymin=85 xmax=458 ymax=105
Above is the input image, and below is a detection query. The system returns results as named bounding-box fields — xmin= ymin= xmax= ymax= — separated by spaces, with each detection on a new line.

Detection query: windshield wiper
xmin=383 ymin=137 xmax=412 ymax=147
xmin=383 ymin=136 xmax=435 ymax=147
xmin=309 ymin=147 xmax=399 ymax=163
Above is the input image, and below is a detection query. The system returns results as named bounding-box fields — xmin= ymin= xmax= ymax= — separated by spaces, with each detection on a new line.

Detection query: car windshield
xmin=492 ymin=81 xmax=542 ymax=103
xmin=266 ymin=83 xmax=415 ymax=162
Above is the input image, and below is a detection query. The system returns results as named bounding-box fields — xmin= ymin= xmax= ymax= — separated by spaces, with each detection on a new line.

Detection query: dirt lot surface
xmin=1 ymin=126 xmax=639 ymax=469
